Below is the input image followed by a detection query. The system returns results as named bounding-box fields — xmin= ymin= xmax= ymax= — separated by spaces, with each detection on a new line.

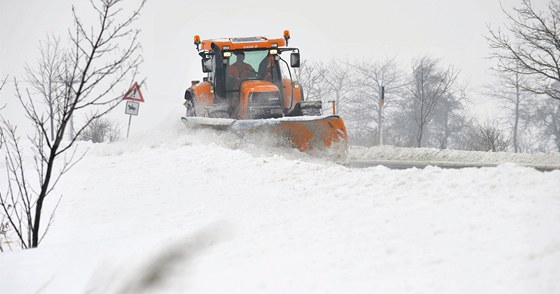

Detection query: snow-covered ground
xmin=1 ymin=121 xmax=560 ymax=293
xmin=351 ymin=145 xmax=560 ymax=169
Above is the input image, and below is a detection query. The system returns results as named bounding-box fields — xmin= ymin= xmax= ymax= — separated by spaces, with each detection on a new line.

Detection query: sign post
xmin=328 ymin=100 xmax=336 ymax=115
xmin=123 ymin=82 xmax=144 ymax=138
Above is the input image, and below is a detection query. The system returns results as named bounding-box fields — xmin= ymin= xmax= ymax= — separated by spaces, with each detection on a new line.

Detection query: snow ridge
xmin=1 ymin=125 xmax=559 ymax=293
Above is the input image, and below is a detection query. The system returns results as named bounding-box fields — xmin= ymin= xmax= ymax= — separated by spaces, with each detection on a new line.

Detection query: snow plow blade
xmin=181 ymin=116 xmax=235 ymax=130
xmin=182 ymin=115 xmax=348 ymax=154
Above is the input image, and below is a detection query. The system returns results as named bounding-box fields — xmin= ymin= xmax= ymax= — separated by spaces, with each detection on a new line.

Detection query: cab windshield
xmin=229 ymin=50 xmax=268 ymax=75
xmin=225 ymin=49 xmax=283 ymax=92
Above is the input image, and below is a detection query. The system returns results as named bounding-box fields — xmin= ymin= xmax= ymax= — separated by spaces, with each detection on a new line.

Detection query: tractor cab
xmin=187 ymin=32 xmax=304 ymax=119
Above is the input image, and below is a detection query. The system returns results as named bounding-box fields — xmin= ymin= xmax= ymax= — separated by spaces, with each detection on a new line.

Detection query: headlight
xmin=250 ymin=92 xmax=281 ymax=106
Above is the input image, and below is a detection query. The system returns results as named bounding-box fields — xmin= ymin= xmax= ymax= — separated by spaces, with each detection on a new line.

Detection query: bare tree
xmin=535 ymin=99 xmax=560 ymax=151
xmin=408 ymin=56 xmax=459 ymax=147
xmin=25 ymin=36 xmax=67 ymax=141
xmin=78 ymin=116 xmax=121 ymax=143
xmin=352 ymin=57 xmax=406 ymax=145
xmin=486 ymin=64 xmax=533 ymax=152
xmin=293 ymin=60 xmax=331 ymax=103
xmin=340 ymin=89 xmax=377 ymax=146
xmin=430 ymin=86 xmax=469 ymax=150
xmin=320 ymin=63 xmax=370 ymax=144
xmin=464 ymin=120 xmax=510 ymax=152
xmin=0 ymin=0 xmax=146 ymax=249
xmin=487 ymin=0 xmax=560 ymax=100
xmin=324 ymin=59 xmax=355 ymax=115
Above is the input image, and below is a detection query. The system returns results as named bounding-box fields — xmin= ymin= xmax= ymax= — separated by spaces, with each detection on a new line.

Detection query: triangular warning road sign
xmin=123 ymin=82 xmax=144 ymax=102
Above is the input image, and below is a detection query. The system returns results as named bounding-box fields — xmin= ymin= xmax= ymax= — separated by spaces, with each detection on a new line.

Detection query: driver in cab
xmin=229 ymin=52 xmax=256 ymax=80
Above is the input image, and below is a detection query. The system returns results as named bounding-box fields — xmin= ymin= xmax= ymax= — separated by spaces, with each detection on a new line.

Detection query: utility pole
xmin=378 ymin=86 xmax=385 ymax=145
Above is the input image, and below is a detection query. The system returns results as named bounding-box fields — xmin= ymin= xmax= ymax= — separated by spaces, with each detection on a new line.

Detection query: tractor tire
xmin=184 ymin=90 xmax=196 ymax=117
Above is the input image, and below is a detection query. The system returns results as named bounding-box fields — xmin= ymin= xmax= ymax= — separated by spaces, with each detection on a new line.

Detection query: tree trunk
xmin=439 ymin=109 xmax=449 ymax=149
xmin=416 ymin=122 xmax=424 ymax=147
xmin=513 ymin=73 xmax=520 ymax=153
xmin=555 ymin=104 xmax=560 ymax=152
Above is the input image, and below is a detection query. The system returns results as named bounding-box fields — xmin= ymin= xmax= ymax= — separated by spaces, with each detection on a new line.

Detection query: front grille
xmin=250 ymin=91 xmax=281 ymax=107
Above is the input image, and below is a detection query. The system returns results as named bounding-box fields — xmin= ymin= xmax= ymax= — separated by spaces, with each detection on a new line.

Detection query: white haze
xmin=0 ymin=0 xmax=549 ymax=136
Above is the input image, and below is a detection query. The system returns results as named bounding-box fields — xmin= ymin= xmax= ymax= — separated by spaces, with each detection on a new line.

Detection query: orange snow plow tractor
xmin=182 ymin=31 xmax=348 ymax=154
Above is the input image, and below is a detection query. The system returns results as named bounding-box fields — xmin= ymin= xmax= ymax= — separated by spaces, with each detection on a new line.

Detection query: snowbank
xmin=1 ymin=124 xmax=559 ymax=293
xmin=350 ymin=145 xmax=560 ymax=169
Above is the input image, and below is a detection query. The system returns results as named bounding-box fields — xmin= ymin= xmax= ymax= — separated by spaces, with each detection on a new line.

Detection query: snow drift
xmin=1 ymin=121 xmax=559 ymax=293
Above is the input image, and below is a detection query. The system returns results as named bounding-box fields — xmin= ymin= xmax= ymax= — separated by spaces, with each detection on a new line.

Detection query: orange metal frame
xmin=200 ymin=37 xmax=287 ymax=51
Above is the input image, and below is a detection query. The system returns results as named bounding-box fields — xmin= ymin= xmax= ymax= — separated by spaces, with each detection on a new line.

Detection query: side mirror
xmin=290 ymin=52 xmax=300 ymax=68
xmin=202 ymin=57 xmax=212 ymax=73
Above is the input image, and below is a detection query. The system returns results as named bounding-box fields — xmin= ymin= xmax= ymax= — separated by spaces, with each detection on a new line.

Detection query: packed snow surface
xmin=1 ymin=121 xmax=560 ymax=293
xmin=351 ymin=145 xmax=560 ymax=169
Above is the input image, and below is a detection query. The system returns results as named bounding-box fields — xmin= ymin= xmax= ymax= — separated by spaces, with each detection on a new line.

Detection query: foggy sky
xmin=0 ymin=0 xmax=547 ymax=135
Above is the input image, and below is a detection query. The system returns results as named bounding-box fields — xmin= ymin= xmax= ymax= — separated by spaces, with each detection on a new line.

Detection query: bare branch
xmin=0 ymin=75 xmax=7 ymax=92
xmin=487 ymin=0 xmax=560 ymax=100
xmin=0 ymin=0 xmax=146 ymax=249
